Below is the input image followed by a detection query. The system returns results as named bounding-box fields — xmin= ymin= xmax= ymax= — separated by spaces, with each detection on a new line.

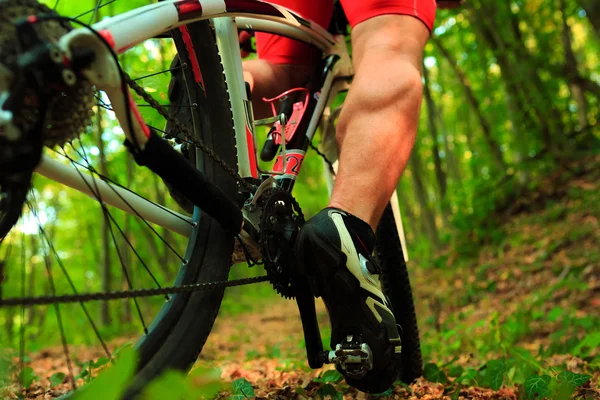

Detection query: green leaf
xmin=484 ymin=359 xmax=506 ymax=390
xmin=19 ymin=367 xmax=38 ymax=388
xmin=455 ymin=368 xmax=478 ymax=385
xmin=571 ymin=332 xmax=600 ymax=356
xmin=231 ymin=377 xmax=255 ymax=398
xmin=141 ymin=370 xmax=195 ymax=400
xmin=49 ymin=372 xmax=66 ymax=387
xmin=187 ymin=365 xmax=226 ymax=399
xmin=523 ymin=374 xmax=551 ymax=400
xmin=510 ymin=348 xmax=544 ymax=372
xmin=557 ymin=370 xmax=591 ymax=388
xmin=91 ymin=357 xmax=111 ymax=369
xmin=423 ymin=363 xmax=448 ymax=384
xmin=316 ymin=384 xmax=342 ymax=400
xmin=315 ymin=370 xmax=344 ymax=384
xmin=546 ymin=307 xmax=563 ymax=322
xmin=448 ymin=365 xmax=464 ymax=378
xmin=74 ymin=369 xmax=89 ymax=382
xmin=73 ymin=347 xmax=137 ymax=400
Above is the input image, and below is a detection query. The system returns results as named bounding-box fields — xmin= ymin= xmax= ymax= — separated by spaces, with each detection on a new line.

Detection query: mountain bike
xmin=0 ymin=0 xmax=427 ymax=397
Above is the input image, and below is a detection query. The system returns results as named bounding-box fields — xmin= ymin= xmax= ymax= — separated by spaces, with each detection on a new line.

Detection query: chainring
xmin=259 ymin=189 xmax=304 ymax=298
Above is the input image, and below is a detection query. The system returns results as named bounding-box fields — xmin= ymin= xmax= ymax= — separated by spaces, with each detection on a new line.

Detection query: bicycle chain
xmin=124 ymin=74 xmax=255 ymax=192
xmin=0 ymin=40 xmax=334 ymax=307
xmin=0 ymin=275 xmax=270 ymax=307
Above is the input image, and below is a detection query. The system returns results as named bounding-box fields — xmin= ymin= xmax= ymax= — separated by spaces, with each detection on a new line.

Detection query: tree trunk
xmin=422 ymin=65 xmax=448 ymax=199
xmin=408 ymin=148 xmax=441 ymax=249
xmin=422 ymin=65 xmax=450 ymax=225
xmin=560 ymin=0 xmax=589 ymax=129
xmin=577 ymin=0 xmax=600 ymax=37
xmin=432 ymin=37 xmax=507 ymax=172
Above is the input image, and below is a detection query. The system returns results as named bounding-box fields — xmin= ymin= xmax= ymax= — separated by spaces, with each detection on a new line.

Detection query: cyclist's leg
xmin=243 ymin=0 xmax=333 ymax=118
xmin=296 ymin=1 xmax=435 ymax=393
xmin=330 ymin=4 xmax=434 ymax=230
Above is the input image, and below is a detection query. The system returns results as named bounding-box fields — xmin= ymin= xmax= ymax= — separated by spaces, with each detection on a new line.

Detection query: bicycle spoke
xmin=27 ymin=202 xmax=77 ymax=389
xmin=68 ymin=141 xmax=159 ymax=332
xmin=60 ymin=145 xmax=188 ymax=264
xmin=53 ymin=148 xmax=193 ymax=229
xmin=133 ymin=64 xmax=185 ymax=82
xmin=88 ymin=0 xmax=104 ymax=25
xmin=103 ymin=208 xmax=148 ymax=333
xmin=70 ymin=0 xmax=117 ymax=21
xmin=27 ymin=199 xmax=112 ymax=360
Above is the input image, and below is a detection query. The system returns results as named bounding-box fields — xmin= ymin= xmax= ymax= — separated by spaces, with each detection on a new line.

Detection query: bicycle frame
xmin=32 ymin=0 xmax=408 ymax=259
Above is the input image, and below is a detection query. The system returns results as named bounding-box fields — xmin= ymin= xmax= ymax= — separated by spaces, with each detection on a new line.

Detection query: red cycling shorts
xmin=255 ymin=0 xmax=437 ymax=65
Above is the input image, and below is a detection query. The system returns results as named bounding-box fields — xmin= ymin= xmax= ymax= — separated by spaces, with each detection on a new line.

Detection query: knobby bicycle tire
xmin=376 ymin=204 xmax=423 ymax=383
xmin=122 ymin=21 xmax=239 ymax=397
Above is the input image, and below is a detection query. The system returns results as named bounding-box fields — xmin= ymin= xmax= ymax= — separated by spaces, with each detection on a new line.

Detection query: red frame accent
xmin=262 ymin=88 xmax=309 ymax=146
xmin=98 ymin=29 xmax=116 ymax=49
xmin=245 ymin=125 xmax=258 ymax=178
xmin=273 ymin=150 xmax=304 ymax=177
xmin=174 ymin=0 xmax=203 ymax=20
xmin=128 ymin=92 xmax=151 ymax=138
xmin=179 ymin=25 xmax=206 ymax=93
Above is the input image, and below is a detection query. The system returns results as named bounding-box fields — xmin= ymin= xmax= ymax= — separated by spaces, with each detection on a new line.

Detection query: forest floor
xmin=204 ymin=159 xmax=600 ymax=399
xmin=8 ymin=159 xmax=600 ymax=399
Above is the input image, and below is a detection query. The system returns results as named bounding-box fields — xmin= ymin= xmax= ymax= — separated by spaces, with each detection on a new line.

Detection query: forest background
xmin=0 ymin=0 xmax=599 ymax=398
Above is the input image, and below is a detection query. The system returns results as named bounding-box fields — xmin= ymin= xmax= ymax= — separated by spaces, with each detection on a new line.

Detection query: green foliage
xmin=523 ymin=374 xmax=552 ymax=400
xmin=423 ymin=362 xmax=448 ymax=384
xmin=230 ymin=377 xmax=255 ymax=398
xmin=315 ymin=383 xmax=342 ymax=400
xmin=482 ymin=359 xmax=506 ymax=390
xmin=49 ymin=372 xmax=66 ymax=387
xmin=314 ymin=370 xmax=344 ymax=385
xmin=73 ymin=347 xmax=136 ymax=400
xmin=141 ymin=371 xmax=199 ymax=400
xmin=19 ymin=367 xmax=38 ymax=388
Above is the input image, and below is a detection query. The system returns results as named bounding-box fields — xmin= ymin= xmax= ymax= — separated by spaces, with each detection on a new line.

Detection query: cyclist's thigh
xmin=340 ymin=0 xmax=436 ymax=31
xmin=255 ymin=0 xmax=334 ymax=66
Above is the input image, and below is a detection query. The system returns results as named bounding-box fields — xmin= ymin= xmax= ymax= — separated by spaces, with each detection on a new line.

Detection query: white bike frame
xmin=31 ymin=0 xmax=409 ymax=259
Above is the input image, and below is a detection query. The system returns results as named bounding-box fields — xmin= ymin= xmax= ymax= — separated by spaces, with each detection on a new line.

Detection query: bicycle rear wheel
xmin=0 ymin=1 xmax=239 ymax=397
xmin=376 ymin=205 xmax=423 ymax=383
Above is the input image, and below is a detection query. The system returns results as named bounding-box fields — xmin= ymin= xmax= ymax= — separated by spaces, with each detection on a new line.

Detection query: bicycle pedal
xmin=320 ymin=335 xmax=373 ymax=379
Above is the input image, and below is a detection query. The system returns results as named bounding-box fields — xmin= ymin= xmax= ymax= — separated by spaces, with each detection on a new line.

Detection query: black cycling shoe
xmin=295 ymin=207 xmax=401 ymax=393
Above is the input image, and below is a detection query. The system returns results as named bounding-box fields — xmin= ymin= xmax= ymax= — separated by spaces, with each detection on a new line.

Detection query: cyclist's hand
xmin=239 ymin=31 xmax=254 ymax=58
xmin=437 ymin=0 xmax=463 ymax=9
